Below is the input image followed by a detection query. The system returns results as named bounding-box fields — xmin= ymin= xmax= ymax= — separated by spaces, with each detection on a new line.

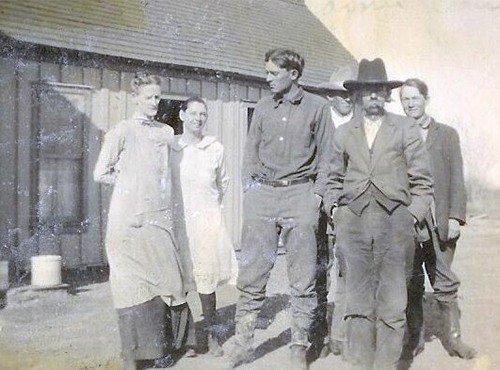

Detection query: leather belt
xmin=255 ymin=178 xmax=310 ymax=187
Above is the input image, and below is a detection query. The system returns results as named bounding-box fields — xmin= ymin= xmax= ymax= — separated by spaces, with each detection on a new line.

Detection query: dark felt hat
xmin=343 ymin=58 xmax=402 ymax=91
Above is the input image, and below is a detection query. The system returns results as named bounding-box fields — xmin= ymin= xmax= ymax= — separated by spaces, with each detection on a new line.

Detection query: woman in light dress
xmin=171 ymin=96 xmax=238 ymax=356
xmin=94 ymin=73 xmax=194 ymax=369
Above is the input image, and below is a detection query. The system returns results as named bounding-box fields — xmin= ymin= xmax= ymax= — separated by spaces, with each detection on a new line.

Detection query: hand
xmin=315 ymin=194 xmax=323 ymax=210
xmin=448 ymin=218 xmax=461 ymax=239
xmin=330 ymin=204 xmax=338 ymax=220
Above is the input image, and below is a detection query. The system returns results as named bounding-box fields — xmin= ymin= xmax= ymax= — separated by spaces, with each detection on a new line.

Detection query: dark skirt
xmin=117 ymin=297 xmax=196 ymax=360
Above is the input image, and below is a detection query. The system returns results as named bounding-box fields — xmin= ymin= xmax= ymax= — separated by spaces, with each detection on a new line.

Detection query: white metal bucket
xmin=31 ymin=255 xmax=62 ymax=287
xmin=0 ymin=260 xmax=8 ymax=290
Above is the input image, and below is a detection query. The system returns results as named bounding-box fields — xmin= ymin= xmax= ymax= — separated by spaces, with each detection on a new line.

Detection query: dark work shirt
xmin=242 ymin=86 xmax=334 ymax=197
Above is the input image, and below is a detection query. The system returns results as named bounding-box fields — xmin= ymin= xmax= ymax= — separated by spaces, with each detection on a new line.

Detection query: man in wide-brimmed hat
xmin=324 ymin=58 xmax=433 ymax=369
xmin=310 ymin=64 xmax=357 ymax=360
xmin=317 ymin=65 xmax=357 ymax=128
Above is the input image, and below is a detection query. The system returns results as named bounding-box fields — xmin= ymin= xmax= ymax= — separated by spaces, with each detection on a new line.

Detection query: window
xmin=155 ymin=98 xmax=184 ymax=134
xmin=247 ymin=107 xmax=255 ymax=132
xmin=33 ymin=83 xmax=92 ymax=233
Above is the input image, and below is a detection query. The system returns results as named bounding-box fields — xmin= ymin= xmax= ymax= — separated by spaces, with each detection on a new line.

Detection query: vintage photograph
xmin=0 ymin=0 xmax=499 ymax=369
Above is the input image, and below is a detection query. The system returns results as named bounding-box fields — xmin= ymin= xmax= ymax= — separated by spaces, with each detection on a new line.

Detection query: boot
xmin=439 ymin=301 xmax=477 ymax=359
xmin=290 ymin=345 xmax=308 ymax=370
xmin=199 ymin=292 xmax=223 ymax=356
xmin=227 ymin=314 xmax=255 ymax=368
xmin=207 ymin=331 xmax=223 ymax=357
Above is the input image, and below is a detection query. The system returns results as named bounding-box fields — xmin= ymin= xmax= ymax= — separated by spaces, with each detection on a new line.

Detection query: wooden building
xmin=0 ymin=0 xmax=356 ymax=272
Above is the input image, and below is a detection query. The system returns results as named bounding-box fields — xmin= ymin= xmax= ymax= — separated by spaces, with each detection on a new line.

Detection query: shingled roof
xmin=0 ymin=0 xmax=356 ymax=86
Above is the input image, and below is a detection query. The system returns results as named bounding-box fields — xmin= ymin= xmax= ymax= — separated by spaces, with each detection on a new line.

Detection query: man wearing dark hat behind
xmin=399 ymin=78 xmax=476 ymax=367
xmin=324 ymin=58 xmax=433 ymax=369
xmin=310 ymin=65 xmax=357 ymax=359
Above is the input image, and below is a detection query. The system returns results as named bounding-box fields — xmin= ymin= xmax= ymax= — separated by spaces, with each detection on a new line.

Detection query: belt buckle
xmin=278 ymin=180 xmax=289 ymax=187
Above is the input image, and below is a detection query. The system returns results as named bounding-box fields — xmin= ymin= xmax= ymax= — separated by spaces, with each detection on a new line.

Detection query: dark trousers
xmin=405 ymin=238 xmax=460 ymax=353
xmin=235 ymin=181 xmax=319 ymax=347
xmin=336 ymin=201 xmax=414 ymax=369
xmin=310 ymin=210 xmax=332 ymax=344
xmin=311 ymin=211 xmax=347 ymax=346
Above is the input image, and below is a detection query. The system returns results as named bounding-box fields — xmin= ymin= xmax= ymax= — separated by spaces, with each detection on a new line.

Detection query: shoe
xmin=329 ymin=339 xmax=343 ymax=356
xmin=153 ymin=354 xmax=175 ymax=368
xmin=319 ymin=344 xmax=330 ymax=358
xmin=290 ymin=345 xmax=308 ymax=370
xmin=227 ymin=343 xmax=253 ymax=368
xmin=445 ymin=335 xmax=477 ymax=359
xmin=439 ymin=301 xmax=477 ymax=359
xmin=396 ymin=358 xmax=413 ymax=370
xmin=184 ymin=347 xmax=197 ymax=358
xmin=208 ymin=332 xmax=224 ymax=357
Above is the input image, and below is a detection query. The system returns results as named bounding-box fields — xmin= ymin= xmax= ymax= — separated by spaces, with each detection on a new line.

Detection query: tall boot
xmin=199 ymin=293 xmax=223 ymax=356
xmin=228 ymin=313 xmax=256 ymax=368
xmin=438 ymin=301 xmax=477 ymax=359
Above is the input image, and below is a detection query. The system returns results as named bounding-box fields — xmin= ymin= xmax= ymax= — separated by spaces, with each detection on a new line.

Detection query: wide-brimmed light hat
xmin=317 ymin=65 xmax=357 ymax=93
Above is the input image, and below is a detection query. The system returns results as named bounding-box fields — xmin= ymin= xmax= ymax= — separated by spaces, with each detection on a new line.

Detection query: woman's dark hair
xmin=181 ymin=96 xmax=207 ymax=111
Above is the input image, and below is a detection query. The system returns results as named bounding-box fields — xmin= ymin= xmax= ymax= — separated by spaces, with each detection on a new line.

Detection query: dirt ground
xmin=1 ymin=216 xmax=499 ymax=370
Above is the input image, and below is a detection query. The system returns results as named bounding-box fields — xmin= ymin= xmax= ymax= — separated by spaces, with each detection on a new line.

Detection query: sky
xmin=305 ymin=0 xmax=500 ymax=188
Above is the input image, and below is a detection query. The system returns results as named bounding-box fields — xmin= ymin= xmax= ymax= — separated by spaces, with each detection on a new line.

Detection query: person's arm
xmin=447 ymin=127 xmax=467 ymax=224
xmin=313 ymin=101 xmax=335 ymax=200
xmin=324 ymin=124 xmax=346 ymax=216
xmin=93 ymin=125 xmax=124 ymax=185
xmin=215 ymin=143 xmax=230 ymax=203
xmin=241 ymin=104 xmax=262 ymax=191
xmin=447 ymin=127 xmax=467 ymax=238
xmin=404 ymin=122 xmax=434 ymax=223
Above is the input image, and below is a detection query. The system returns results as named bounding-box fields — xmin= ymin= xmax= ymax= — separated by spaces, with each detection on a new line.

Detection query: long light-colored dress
xmin=170 ymin=135 xmax=238 ymax=295
xmin=94 ymin=118 xmax=187 ymax=309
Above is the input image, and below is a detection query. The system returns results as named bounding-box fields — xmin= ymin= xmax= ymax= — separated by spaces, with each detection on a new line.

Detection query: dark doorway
xmin=155 ymin=99 xmax=184 ymax=134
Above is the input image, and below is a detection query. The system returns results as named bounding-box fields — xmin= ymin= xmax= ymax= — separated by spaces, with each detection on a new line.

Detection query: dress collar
xmin=171 ymin=135 xmax=216 ymax=151
xmin=131 ymin=113 xmax=156 ymax=126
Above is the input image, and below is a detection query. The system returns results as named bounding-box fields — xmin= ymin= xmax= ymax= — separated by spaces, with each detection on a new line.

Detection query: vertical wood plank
xmin=60 ymin=65 xmax=84 ymax=266
xmin=61 ymin=64 xmax=83 ymax=85
xmin=217 ymin=82 xmax=230 ymax=102
xmin=38 ymin=233 xmax=61 ymax=256
xmin=121 ymin=71 xmax=135 ymax=118
xmin=186 ymin=79 xmax=201 ymax=96
xmin=247 ymin=86 xmax=260 ymax=102
xmin=40 ymin=62 xmax=60 ymax=82
xmin=103 ymin=69 xmax=126 ymax=128
xmin=205 ymin=100 xmax=222 ymax=140
xmin=169 ymin=77 xmax=186 ymax=95
xmin=16 ymin=60 xmax=40 ymax=267
xmin=229 ymin=83 xmax=247 ymax=101
xmin=81 ymin=67 xmax=105 ymax=266
xmin=60 ymin=234 xmax=81 ymax=268
xmin=201 ymin=81 xmax=217 ymax=100
xmin=0 ymin=57 xmax=18 ymax=261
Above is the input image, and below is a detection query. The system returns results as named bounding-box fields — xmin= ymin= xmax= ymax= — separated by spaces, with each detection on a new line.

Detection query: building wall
xmin=0 ymin=53 xmax=268 ymax=270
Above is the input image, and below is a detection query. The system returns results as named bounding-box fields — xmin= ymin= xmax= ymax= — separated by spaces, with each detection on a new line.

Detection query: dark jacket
xmin=425 ymin=119 xmax=467 ymax=241
xmin=324 ymin=112 xmax=433 ymax=223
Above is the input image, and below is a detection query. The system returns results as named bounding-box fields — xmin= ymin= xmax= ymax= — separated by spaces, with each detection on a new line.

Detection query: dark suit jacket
xmin=425 ymin=119 xmax=466 ymax=241
xmin=324 ymin=112 xmax=433 ymax=223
